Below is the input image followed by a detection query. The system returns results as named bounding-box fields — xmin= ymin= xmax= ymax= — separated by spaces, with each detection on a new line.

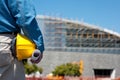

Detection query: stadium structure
xmin=36 ymin=15 xmax=120 ymax=78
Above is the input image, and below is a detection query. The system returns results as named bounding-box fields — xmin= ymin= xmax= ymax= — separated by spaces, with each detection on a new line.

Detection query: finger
xmin=30 ymin=55 xmax=42 ymax=64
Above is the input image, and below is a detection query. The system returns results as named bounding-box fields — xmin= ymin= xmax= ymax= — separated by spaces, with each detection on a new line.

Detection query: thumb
xmin=33 ymin=49 xmax=41 ymax=57
xmin=31 ymin=49 xmax=41 ymax=60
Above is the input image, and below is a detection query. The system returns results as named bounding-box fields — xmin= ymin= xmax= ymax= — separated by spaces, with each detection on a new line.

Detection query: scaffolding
xmin=36 ymin=15 xmax=120 ymax=53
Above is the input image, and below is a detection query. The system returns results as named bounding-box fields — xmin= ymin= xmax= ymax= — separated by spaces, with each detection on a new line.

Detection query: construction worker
xmin=0 ymin=0 xmax=44 ymax=80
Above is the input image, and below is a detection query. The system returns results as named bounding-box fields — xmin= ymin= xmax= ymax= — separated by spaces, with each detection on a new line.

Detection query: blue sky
xmin=33 ymin=0 xmax=120 ymax=33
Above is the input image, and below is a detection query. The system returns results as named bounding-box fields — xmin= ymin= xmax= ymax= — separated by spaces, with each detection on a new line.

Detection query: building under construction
xmin=36 ymin=15 xmax=120 ymax=78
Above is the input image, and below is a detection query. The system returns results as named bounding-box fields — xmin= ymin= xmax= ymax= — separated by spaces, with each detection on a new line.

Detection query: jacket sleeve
xmin=7 ymin=0 xmax=45 ymax=53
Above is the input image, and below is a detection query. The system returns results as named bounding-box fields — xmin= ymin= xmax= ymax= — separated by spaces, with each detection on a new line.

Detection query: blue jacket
xmin=0 ymin=0 xmax=44 ymax=53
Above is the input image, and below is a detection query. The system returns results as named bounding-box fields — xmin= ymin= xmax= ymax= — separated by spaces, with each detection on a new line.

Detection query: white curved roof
xmin=37 ymin=15 xmax=120 ymax=37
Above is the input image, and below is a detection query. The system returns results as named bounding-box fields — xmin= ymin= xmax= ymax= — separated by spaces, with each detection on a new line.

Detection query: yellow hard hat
xmin=16 ymin=34 xmax=36 ymax=61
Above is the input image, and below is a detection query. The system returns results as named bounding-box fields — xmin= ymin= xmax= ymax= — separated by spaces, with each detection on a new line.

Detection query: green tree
xmin=24 ymin=63 xmax=43 ymax=75
xmin=52 ymin=63 xmax=81 ymax=76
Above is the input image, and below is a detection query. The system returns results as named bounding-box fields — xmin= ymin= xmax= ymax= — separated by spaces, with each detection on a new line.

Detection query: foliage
xmin=24 ymin=62 xmax=43 ymax=75
xmin=52 ymin=63 xmax=81 ymax=76
xmin=38 ymin=66 xmax=43 ymax=74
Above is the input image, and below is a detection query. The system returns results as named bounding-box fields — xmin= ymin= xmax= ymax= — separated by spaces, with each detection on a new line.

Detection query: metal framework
xmin=36 ymin=15 xmax=120 ymax=53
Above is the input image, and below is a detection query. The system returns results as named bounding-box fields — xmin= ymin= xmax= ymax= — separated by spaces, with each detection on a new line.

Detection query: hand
xmin=30 ymin=49 xmax=43 ymax=64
